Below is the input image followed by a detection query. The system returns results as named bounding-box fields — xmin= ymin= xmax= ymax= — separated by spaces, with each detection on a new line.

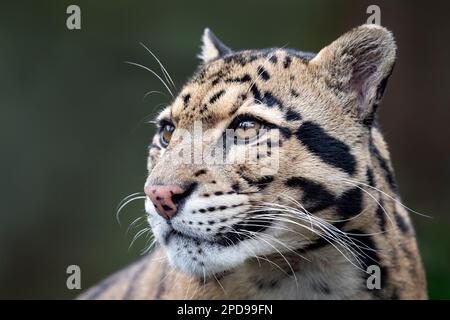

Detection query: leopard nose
xmin=144 ymin=185 xmax=185 ymax=219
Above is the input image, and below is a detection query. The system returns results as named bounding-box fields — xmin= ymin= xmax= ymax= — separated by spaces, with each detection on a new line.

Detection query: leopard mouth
xmin=164 ymin=226 xmax=233 ymax=246
xmin=164 ymin=227 xmax=206 ymax=245
xmin=163 ymin=217 xmax=272 ymax=247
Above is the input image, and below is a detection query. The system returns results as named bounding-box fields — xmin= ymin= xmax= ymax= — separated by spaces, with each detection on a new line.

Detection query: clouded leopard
xmin=80 ymin=24 xmax=427 ymax=300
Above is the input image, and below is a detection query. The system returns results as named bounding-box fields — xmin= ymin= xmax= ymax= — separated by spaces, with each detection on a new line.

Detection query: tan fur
xmin=79 ymin=25 xmax=426 ymax=300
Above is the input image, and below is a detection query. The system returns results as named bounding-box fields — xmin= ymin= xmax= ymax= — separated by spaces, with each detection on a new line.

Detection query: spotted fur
xmin=80 ymin=25 xmax=427 ymax=300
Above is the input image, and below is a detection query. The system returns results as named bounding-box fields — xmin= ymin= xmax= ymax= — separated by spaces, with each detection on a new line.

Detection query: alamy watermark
xmin=66 ymin=264 xmax=81 ymax=290
xmin=366 ymin=265 xmax=381 ymax=290
xmin=366 ymin=5 xmax=381 ymax=25
xmin=66 ymin=5 xmax=81 ymax=30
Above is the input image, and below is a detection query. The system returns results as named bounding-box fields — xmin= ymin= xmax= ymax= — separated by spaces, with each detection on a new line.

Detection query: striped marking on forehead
xmin=171 ymin=85 xmax=248 ymax=127
xmin=192 ymin=48 xmax=312 ymax=84
xmin=170 ymin=48 xmax=315 ymax=126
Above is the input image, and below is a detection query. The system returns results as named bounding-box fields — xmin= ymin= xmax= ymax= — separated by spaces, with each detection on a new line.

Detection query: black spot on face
xmin=296 ymin=121 xmax=357 ymax=175
xmin=183 ymin=94 xmax=191 ymax=108
xmin=291 ymin=89 xmax=299 ymax=97
xmin=224 ymin=53 xmax=258 ymax=67
xmin=285 ymin=108 xmax=302 ymax=121
xmin=211 ymin=78 xmax=220 ymax=86
xmin=272 ymin=125 xmax=292 ymax=140
xmin=241 ymin=175 xmax=274 ymax=190
xmin=225 ymin=74 xmax=252 ymax=83
xmin=194 ymin=169 xmax=207 ymax=177
xmin=199 ymin=104 xmax=208 ymax=114
xmin=255 ymin=175 xmax=274 ymax=190
xmin=261 ymin=92 xmax=283 ymax=109
xmin=269 ymin=55 xmax=278 ymax=64
xmin=336 ymin=187 xmax=363 ymax=218
xmin=283 ymin=56 xmax=292 ymax=68
xmin=209 ymin=90 xmax=225 ymax=104
xmin=395 ymin=213 xmax=410 ymax=234
xmin=285 ymin=176 xmax=335 ymax=213
xmin=250 ymin=84 xmax=262 ymax=101
xmin=257 ymin=65 xmax=270 ymax=81
xmin=231 ymin=183 xmax=240 ymax=193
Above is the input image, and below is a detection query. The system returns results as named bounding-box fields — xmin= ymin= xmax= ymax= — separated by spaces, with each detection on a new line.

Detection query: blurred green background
xmin=0 ymin=0 xmax=449 ymax=299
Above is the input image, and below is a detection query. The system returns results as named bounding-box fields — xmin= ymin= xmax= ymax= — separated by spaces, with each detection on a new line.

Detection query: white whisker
xmin=143 ymin=90 xmax=169 ymax=101
xmin=140 ymin=42 xmax=176 ymax=89
xmin=116 ymin=194 xmax=146 ymax=225
xmin=128 ymin=227 xmax=151 ymax=251
xmin=124 ymin=61 xmax=174 ymax=97
xmin=341 ymin=178 xmax=432 ymax=218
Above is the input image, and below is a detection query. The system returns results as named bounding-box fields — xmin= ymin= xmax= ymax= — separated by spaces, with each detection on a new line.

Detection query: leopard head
xmin=144 ymin=25 xmax=396 ymax=277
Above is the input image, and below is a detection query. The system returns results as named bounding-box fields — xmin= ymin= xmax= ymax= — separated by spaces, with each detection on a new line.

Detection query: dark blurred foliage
xmin=0 ymin=0 xmax=449 ymax=299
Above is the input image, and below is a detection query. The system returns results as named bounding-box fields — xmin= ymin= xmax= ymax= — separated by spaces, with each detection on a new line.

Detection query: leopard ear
xmin=199 ymin=28 xmax=232 ymax=63
xmin=310 ymin=24 xmax=397 ymax=125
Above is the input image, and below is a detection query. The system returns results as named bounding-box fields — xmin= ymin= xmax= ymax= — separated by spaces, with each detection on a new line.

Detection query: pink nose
xmin=144 ymin=185 xmax=185 ymax=219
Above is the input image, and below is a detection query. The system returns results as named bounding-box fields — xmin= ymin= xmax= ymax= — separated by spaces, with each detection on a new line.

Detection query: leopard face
xmin=144 ymin=25 xmax=397 ymax=277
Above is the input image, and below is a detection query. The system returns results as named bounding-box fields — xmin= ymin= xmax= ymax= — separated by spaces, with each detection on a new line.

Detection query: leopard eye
xmin=235 ymin=120 xmax=262 ymax=140
xmin=159 ymin=123 xmax=175 ymax=147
